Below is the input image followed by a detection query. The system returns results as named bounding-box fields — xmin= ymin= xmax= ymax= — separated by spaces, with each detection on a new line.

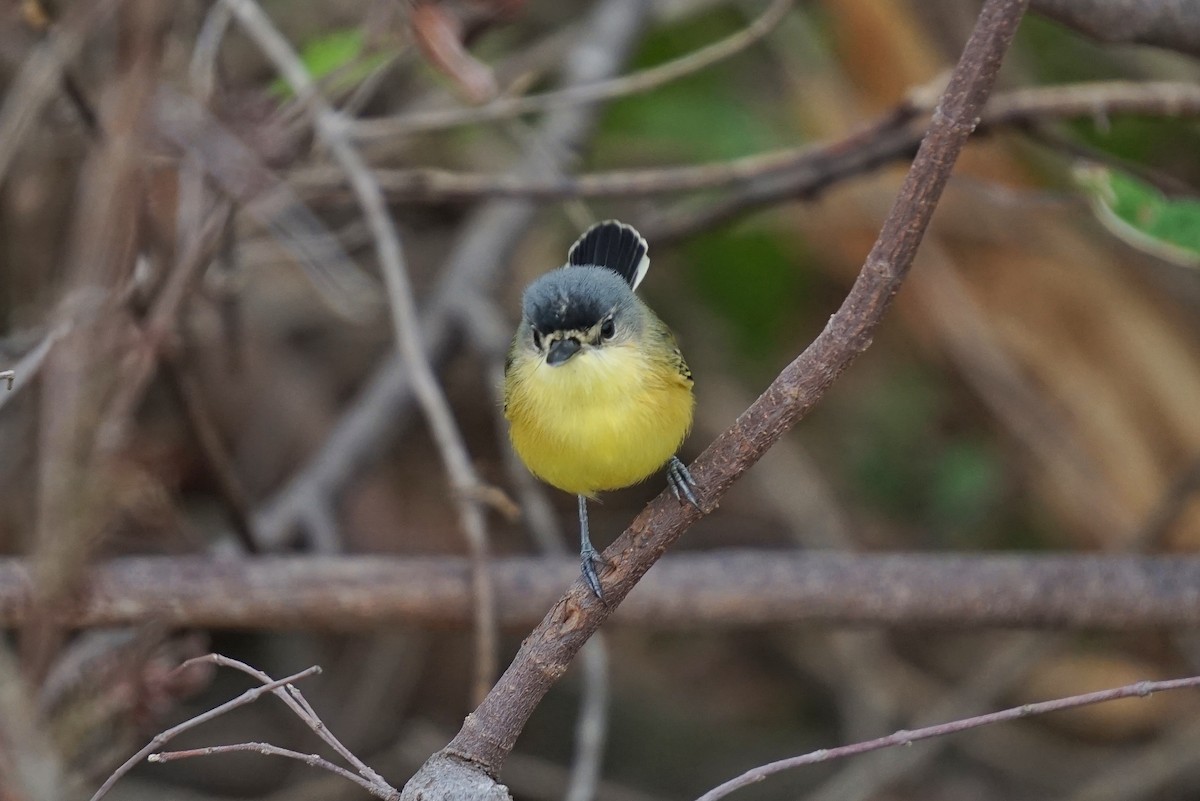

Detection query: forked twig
xmin=89 ymin=663 xmax=322 ymax=801
xmin=90 ymin=653 xmax=401 ymax=801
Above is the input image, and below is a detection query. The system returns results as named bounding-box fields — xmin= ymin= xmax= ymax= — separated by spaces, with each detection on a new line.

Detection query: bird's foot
xmin=667 ymin=456 xmax=702 ymax=511
xmin=580 ymin=544 xmax=608 ymax=600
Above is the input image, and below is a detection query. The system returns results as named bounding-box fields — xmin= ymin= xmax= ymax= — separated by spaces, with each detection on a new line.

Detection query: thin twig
xmin=350 ymin=0 xmax=794 ymax=139
xmin=194 ymin=653 xmax=395 ymax=792
xmin=149 ymin=742 xmax=381 ymax=797
xmin=221 ymin=0 xmax=499 ymax=705
xmin=695 ymin=675 xmax=1200 ymax=801
xmin=89 ymin=664 xmax=321 ymax=801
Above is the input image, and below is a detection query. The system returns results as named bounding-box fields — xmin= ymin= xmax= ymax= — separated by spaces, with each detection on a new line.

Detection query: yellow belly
xmin=505 ymin=343 xmax=694 ymax=497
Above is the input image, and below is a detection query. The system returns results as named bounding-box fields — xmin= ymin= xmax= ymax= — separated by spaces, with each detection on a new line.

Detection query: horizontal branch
xmin=6 ymin=552 xmax=1200 ymax=631
xmin=289 ymin=81 xmax=1200 ymax=203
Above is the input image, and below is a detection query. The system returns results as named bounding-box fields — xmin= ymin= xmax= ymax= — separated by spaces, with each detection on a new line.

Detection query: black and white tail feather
xmin=567 ymin=220 xmax=650 ymax=291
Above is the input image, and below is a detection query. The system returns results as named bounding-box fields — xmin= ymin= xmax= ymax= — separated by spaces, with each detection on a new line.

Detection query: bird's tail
xmin=567 ymin=220 xmax=650 ymax=290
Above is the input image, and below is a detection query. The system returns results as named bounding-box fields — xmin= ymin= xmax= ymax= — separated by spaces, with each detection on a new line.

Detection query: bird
xmin=503 ymin=220 xmax=699 ymax=599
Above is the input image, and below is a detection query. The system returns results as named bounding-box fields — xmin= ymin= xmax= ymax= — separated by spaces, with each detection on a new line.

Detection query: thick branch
xmin=4 ymin=553 xmax=1200 ymax=631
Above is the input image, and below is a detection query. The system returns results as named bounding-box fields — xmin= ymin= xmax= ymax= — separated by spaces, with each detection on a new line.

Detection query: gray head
xmin=518 ymin=220 xmax=651 ymax=366
xmin=520 ymin=267 xmax=642 ymax=365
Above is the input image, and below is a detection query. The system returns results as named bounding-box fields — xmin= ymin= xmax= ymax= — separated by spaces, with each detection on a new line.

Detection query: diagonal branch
xmin=398 ymin=0 xmax=1031 ymax=795
xmin=1031 ymin=0 xmax=1200 ymax=56
xmin=696 ymin=674 xmax=1200 ymax=801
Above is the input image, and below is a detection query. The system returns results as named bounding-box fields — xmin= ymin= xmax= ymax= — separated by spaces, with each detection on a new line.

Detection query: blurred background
xmin=2 ymin=0 xmax=1200 ymax=799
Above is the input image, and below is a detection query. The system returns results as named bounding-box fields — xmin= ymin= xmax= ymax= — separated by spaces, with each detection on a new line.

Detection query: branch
xmin=221 ymin=0 xmax=499 ymax=704
xmin=1032 ymin=0 xmax=1200 ymax=56
xmin=6 ymin=552 xmax=1200 ymax=630
xmin=397 ymin=1 xmax=1031 ymax=793
xmin=89 ymin=663 xmax=322 ymax=801
xmin=349 ymin=0 xmax=794 ymax=138
xmin=289 ymin=81 xmax=1200 ymax=203
xmin=696 ymin=675 xmax=1200 ymax=801
xmin=254 ymin=0 xmax=650 ymax=548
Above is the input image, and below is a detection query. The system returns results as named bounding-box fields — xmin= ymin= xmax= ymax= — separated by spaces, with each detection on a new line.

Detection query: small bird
xmin=504 ymin=220 xmax=699 ymax=599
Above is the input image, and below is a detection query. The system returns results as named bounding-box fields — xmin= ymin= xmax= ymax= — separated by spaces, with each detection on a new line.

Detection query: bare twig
xmin=148 ymin=742 xmax=377 ymax=794
xmin=193 ymin=645 xmax=395 ymax=794
xmin=695 ymin=674 xmax=1200 ymax=801
xmin=351 ymin=0 xmax=794 ymax=138
xmin=221 ymin=0 xmax=498 ymax=704
xmin=89 ymin=664 xmax=321 ymax=801
xmin=0 ymin=371 xmax=12 ymax=390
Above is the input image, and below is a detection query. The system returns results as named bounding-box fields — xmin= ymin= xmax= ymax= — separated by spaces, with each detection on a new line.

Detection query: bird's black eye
xmin=600 ymin=318 xmax=616 ymax=340
xmin=532 ymin=328 xmax=543 ymax=348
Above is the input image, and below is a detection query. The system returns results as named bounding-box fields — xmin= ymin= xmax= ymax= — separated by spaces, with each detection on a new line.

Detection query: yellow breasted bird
xmin=504 ymin=220 xmax=699 ymax=598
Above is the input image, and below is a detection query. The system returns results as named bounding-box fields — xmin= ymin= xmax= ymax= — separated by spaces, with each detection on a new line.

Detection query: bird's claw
xmin=667 ymin=456 xmax=702 ymax=511
xmin=580 ymin=544 xmax=607 ymax=600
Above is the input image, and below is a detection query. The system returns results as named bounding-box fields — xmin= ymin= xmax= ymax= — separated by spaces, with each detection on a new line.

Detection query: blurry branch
xmin=1135 ymin=456 xmax=1200 ymax=548
xmin=28 ymin=0 xmax=171 ymax=679
xmin=1032 ymin=0 xmax=1200 ymax=56
xmin=350 ymin=0 xmax=794 ymax=138
xmin=292 ymin=81 xmax=1200 ymax=203
xmin=0 ymin=323 xmax=69 ymax=413
xmin=163 ymin=354 xmax=260 ymax=552
xmin=399 ymin=0 xmax=1029 ymax=794
xmin=408 ymin=3 xmax=499 ymax=104
xmin=96 ymin=201 xmax=232 ymax=453
xmin=0 ymin=643 xmax=68 ymax=801
xmin=151 ymin=88 xmax=381 ymax=318
xmin=0 ymin=0 xmax=118 ymax=185
xmin=6 ymin=551 xmax=1200 ymax=630
xmin=254 ymin=0 xmax=649 ymax=548
xmin=221 ymin=0 xmax=499 ymax=705
xmin=695 ymin=675 xmax=1200 ymax=801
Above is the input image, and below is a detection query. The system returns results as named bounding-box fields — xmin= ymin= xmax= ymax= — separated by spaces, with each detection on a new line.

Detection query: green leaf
xmin=269 ymin=28 xmax=391 ymax=99
xmin=1075 ymin=164 xmax=1200 ymax=268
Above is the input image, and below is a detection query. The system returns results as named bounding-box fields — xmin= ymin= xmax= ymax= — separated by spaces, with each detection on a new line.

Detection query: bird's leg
xmin=578 ymin=494 xmax=605 ymax=599
xmin=666 ymin=456 xmax=702 ymax=511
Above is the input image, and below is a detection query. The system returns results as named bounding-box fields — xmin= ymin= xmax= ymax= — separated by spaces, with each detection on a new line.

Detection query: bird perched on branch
xmin=504 ymin=220 xmax=700 ymax=599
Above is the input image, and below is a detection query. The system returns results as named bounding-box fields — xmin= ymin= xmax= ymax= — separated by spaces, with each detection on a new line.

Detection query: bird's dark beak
xmin=546 ymin=337 xmax=581 ymax=366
